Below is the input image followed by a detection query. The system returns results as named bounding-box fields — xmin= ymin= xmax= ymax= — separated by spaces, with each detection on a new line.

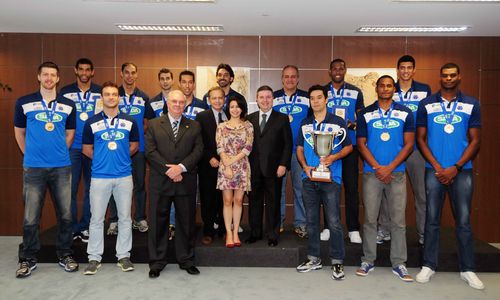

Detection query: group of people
xmin=13 ymin=55 xmax=484 ymax=290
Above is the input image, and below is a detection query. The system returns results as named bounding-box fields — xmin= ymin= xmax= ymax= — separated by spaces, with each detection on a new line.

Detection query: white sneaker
xmin=349 ymin=231 xmax=362 ymax=244
xmin=460 ymin=271 xmax=485 ymax=290
xmin=416 ymin=266 xmax=435 ymax=283
xmin=320 ymin=229 xmax=330 ymax=241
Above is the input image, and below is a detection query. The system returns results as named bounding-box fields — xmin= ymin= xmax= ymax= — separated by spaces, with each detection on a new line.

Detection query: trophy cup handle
xmin=332 ymin=128 xmax=346 ymax=150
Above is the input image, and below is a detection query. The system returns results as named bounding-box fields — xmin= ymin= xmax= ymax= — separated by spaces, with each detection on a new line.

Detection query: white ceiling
xmin=1 ymin=0 xmax=500 ymax=36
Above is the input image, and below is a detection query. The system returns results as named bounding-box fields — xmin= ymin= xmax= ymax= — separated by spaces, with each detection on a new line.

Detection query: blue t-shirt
xmin=393 ymin=80 xmax=431 ymax=125
xmin=325 ymin=82 xmax=364 ymax=146
xmin=145 ymin=92 xmax=167 ymax=119
xmin=82 ymin=112 xmax=139 ymax=178
xmin=357 ymin=101 xmax=414 ymax=173
xmin=273 ymin=89 xmax=311 ymax=153
xmin=118 ymin=86 xmax=149 ymax=152
xmin=14 ymin=92 xmax=76 ymax=168
xmin=416 ymin=92 xmax=481 ymax=170
xmin=60 ymin=82 xmax=102 ymax=149
xmin=161 ymin=97 xmax=208 ymax=120
xmin=296 ymin=113 xmax=352 ymax=185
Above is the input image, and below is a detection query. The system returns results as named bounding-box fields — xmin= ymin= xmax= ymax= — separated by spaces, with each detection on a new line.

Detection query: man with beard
xmin=14 ymin=61 xmax=78 ymax=278
xmin=60 ymin=58 xmax=102 ymax=243
xmin=203 ymin=63 xmax=246 ymax=108
xmin=415 ymin=63 xmax=484 ymax=290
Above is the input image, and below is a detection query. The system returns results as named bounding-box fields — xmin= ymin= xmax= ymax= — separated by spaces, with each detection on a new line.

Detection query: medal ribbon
xmin=378 ymin=102 xmax=394 ymax=131
xmin=102 ymin=112 xmax=119 ymax=143
xmin=284 ymin=92 xmax=298 ymax=117
xmin=122 ymin=94 xmax=135 ymax=114
xmin=438 ymin=93 xmax=460 ymax=127
xmin=313 ymin=119 xmax=326 ymax=132
xmin=76 ymin=90 xmax=91 ymax=113
xmin=329 ymin=83 xmax=346 ymax=113
xmin=183 ymin=99 xmax=196 ymax=118
xmin=397 ymin=85 xmax=413 ymax=106
xmin=40 ymin=99 xmax=57 ymax=123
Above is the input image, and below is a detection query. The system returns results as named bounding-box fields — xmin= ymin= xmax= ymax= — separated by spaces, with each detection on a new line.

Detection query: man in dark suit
xmin=246 ymin=85 xmax=293 ymax=246
xmin=145 ymin=90 xmax=203 ymax=278
xmin=195 ymin=86 xmax=227 ymax=245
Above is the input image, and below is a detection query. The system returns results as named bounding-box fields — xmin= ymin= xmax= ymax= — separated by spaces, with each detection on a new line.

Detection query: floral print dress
xmin=216 ymin=120 xmax=254 ymax=192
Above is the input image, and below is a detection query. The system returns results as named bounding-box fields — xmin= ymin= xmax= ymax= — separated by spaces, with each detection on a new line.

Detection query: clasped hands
xmin=165 ymin=164 xmax=183 ymax=182
xmin=434 ymin=165 xmax=458 ymax=185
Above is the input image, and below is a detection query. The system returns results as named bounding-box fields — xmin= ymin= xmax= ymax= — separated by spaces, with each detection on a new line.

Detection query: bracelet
xmin=454 ymin=164 xmax=463 ymax=172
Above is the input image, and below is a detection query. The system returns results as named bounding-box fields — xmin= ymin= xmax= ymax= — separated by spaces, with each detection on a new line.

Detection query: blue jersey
xmin=357 ymin=101 xmax=414 ymax=173
xmin=297 ymin=113 xmax=351 ymax=185
xmin=325 ymin=82 xmax=364 ymax=146
xmin=416 ymin=92 xmax=481 ymax=170
xmin=82 ymin=112 xmax=139 ymax=178
xmin=145 ymin=92 xmax=167 ymax=119
xmin=273 ymin=89 xmax=310 ymax=153
xmin=60 ymin=82 xmax=102 ymax=149
xmin=118 ymin=86 xmax=149 ymax=152
xmin=14 ymin=92 xmax=76 ymax=168
xmin=162 ymin=97 xmax=208 ymax=120
xmin=393 ymin=80 xmax=431 ymax=125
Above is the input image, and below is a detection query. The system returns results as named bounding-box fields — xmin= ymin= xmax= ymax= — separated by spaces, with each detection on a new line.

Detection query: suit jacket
xmin=195 ymin=109 xmax=219 ymax=171
xmin=145 ymin=114 xmax=203 ymax=196
xmin=247 ymin=110 xmax=292 ymax=178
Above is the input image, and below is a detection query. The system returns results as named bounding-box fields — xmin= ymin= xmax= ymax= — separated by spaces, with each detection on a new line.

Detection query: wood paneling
xmin=480 ymin=38 xmax=500 ymax=70
xmin=0 ymin=33 xmax=42 ymax=67
xmin=480 ymin=71 xmax=500 ymax=105
xmin=260 ymin=36 xmax=331 ymax=69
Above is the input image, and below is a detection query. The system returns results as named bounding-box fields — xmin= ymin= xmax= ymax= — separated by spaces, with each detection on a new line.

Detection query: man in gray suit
xmin=145 ymin=90 xmax=203 ymax=278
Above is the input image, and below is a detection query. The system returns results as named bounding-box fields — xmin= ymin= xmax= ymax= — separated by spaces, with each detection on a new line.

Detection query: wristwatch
xmin=454 ymin=164 xmax=463 ymax=172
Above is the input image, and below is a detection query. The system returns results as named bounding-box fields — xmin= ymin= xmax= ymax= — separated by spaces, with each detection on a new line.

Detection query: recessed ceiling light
xmin=116 ymin=24 xmax=223 ymax=32
xmin=357 ymin=26 xmax=468 ymax=33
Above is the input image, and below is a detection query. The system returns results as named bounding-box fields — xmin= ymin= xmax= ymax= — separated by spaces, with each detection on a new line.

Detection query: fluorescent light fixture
xmin=116 ymin=24 xmax=223 ymax=32
xmin=393 ymin=0 xmax=499 ymax=2
xmin=84 ymin=0 xmax=214 ymax=2
xmin=357 ymin=26 xmax=468 ymax=33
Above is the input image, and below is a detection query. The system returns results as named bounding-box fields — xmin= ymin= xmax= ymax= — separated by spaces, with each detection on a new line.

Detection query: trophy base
xmin=311 ymin=170 xmax=332 ymax=183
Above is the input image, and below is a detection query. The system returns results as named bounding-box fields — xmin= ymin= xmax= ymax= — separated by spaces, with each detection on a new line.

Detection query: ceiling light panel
xmin=357 ymin=26 xmax=468 ymax=33
xmin=116 ymin=24 xmax=223 ymax=32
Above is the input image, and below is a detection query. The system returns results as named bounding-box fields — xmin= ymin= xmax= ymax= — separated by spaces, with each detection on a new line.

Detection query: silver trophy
xmin=311 ymin=126 xmax=346 ymax=182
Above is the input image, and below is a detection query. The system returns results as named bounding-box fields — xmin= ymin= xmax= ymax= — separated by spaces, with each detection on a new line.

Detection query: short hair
xmin=75 ymin=58 xmax=94 ymax=70
xmin=207 ymin=86 xmax=225 ymax=98
xmin=179 ymin=70 xmax=195 ymax=82
xmin=440 ymin=62 xmax=461 ymax=74
xmin=216 ymin=63 xmax=235 ymax=78
xmin=256 ymin=85 xmax=273 ymax=95
xmin=397 ymin=55 xmax=416 ymax=68
xmin=225 ymin=97 xmax=247 ymax=120
xmin=376 ymin=75 xmax=396 ymax=86
xmin=282 ymin=65 xmax=300 ymax=77
xmin=121 ymin=62 xmax=137 ymax=72
xmin=101 ymin=81 xmax=119 ymax=93
xmin=329 ymin=58 xmax=346 ymax=70
xmin=38 ymin=61 xmax=59 ymax=75
xmin=308 ymin=84 xmax=328 ymax=99
xmin=158 ymin=68 xmax=173 ymax=80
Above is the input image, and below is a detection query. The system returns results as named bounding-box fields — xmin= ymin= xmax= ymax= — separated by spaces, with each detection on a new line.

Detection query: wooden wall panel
xmin=332 ymin=36 xmax=406 ymax=67
xmin=259 ymin=69 xmax=330 ymax=94
xmin=480 ymin=70 xmax=500 ymax=105
xmin=260 ymin=36 xmax=331 ymax=69
xmin=0 ymin=33 xmax=42 ymax=67
xmin=480 ymin=37 xmax=500 ymax=70
xmin=42 ymin=34 xmax=115 ymax=68
xmin=187 ymin=36 xmax=259 ymax=68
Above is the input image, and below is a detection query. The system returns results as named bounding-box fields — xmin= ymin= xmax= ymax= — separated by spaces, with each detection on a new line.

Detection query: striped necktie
xmin=172 ymin=120 xmax=179 ymax=139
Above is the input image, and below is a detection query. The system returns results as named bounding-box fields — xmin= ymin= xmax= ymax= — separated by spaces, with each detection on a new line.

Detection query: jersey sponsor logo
xmin=100 ymin=131 xmax=126 ymax=141
xmin=35 ymin=112 xmax=64 ymax=123
xmin=433 ymin=114 xmax=462 ymax=125
xmin=76 ymin=103 xmax=95 ymax=112
xmin=278 ymin=106 xmax=303 ymax=115
xmin=120 ymin=106 xmax=142 ymax=115
xmin=327 ymin=99 xmax=350 ymax=108
xmin=372 ymin=119 xmax=400 ymax=129
xmin=405 ymin=103 xmax=418 ymax=112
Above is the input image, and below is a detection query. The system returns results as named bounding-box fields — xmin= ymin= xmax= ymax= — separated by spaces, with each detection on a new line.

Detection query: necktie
xmin=172 ymin=120 xmax=179 ymax=139
xmin=218 ymin=112 xmax=223 ymax=125
xmin=260 ymin=113 xmax=267 ymax=133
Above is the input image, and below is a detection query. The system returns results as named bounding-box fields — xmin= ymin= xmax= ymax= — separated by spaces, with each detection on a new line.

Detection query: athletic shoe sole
xmin=83 ymin=263 xmax=101 ymax=275
xmin=356 ymin=266 xmax=375 ymax=276
xmin=297 ymin=265 xmax=322 ymax=273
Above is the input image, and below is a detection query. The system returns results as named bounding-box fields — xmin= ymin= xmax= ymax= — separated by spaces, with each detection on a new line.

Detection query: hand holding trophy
xmin=311 ymin=126 xmax=346 ymax=182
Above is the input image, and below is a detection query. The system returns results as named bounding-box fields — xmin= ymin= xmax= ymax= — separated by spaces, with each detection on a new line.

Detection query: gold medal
xmin=444 ymin=124 xmax=454 ymax=134
xmin=289 ymin=115 xmax=293 ymax=123
xmin=45 ymin=122 xmax=55 ymax=132
xmin=80 ymin=112 xmax=88 ymax=121
xmin=108 ymin=141 xmax=118 ymax=150
xmin=380 ymin=132 xmax=391 ymax=142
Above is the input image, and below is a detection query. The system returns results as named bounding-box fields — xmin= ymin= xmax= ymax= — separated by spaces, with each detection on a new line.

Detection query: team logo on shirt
xmin=35 ymin=112 xmax=63 ymax=123
xmin=101 ymin=131 xmax=126 ymax=141
xmin=120 ymin=107 xmax=141 ymax=115
xmin=433 ymin=114 xmax=462 ymax=125
xmin=327 ymin=100 xmax=350 ymax=108
xmin=278 ymin=106 xmax=303 ymax=115
xmin=372 ymin=119 xmax=400 ymax=129
xmin=76 ymin=103 xmax=95 ymax=112
xmin=405 ymin=103 xmax=419 ymax=112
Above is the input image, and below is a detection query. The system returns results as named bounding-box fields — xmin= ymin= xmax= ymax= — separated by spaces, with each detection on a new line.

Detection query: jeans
xmin=19 ymin=166 xmax=73 ymax=261
xmin=302 ymin=179 xmax=344 ymax=264
xmin=70 ymin=148 xmax=91 ymax=233
xmin=88 ymin=176 xmax=133 ymax=262
xmin=109 ymin=152 xmax=146 ymax=222
xmin=280 ymin=154 xmax=307 ymax=228
xmin=362 ymin=172 xmax=407 ymax=267
xmin=423 ymin=169 xmax=475 ymax=272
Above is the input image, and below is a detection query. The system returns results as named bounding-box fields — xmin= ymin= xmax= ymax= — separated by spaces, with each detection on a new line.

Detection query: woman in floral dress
xmin=216 ymin=97 xmax=253 ymax=247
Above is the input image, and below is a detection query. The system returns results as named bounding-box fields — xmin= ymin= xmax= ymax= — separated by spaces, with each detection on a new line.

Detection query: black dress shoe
xmin=182 ymin=265 xmax=200 ymax=275
xmin=268 ymin=238 xmax=278 ymax=247
xmin=245 ymin=236 xmax=262 ymax=244
xmin=149 ymin=269 xmax=161 ymax=278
